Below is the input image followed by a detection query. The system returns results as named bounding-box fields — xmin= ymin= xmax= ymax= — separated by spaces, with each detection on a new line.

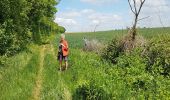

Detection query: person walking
xmin=58 ymin=34 xmax=69 ymax=71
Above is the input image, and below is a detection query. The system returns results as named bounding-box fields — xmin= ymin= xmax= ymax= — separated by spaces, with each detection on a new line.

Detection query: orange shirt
xmin=60 ymin=39 xmax=69 ymax=56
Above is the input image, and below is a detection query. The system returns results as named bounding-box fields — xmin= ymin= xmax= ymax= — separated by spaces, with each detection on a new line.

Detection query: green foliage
xmin=27 ymin=0 xmax=58 ymax=42
xmin=0 ymin=23 xmax=28 ymax=56
xmin=0 ymin=55 xmax=7 ymax=67
xmin=116 ymin=49 xmax=151 ymax=90
xmin=0 ymin=45 xmax=40 ymax=99
xmin=0 ymin=0 xmax=31 ymax=56
xmin=99 ymin=33 xmax=170 ymax=99
xmin=2 ymin=43 xmax=170 ymax=99
xmin=145 ymin=34 xmax=170 ymax=77
xmin=1 ymin=29 xmax=170 ymax=99
xmin=0 ymin=0 xmax=63 ymax=56
xmin=58 ymin=26 xmax=66 ymax=33
xmin=113 ymin=47 xmax=170 ymax=99
xmin=73 ymin=82 xmax=111 ymax=100
xmin=101 ymin=38 xmax=123 ymax=63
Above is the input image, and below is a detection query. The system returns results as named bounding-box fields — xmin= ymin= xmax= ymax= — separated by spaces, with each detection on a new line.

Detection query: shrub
xmin=101 ymin=38 xmax=123 ymax=63
xmin=121 ymin=34 xmax=146 ymax=52
xmin=116 ymin=49 xmax=152 ymax=91
xmin=83 ymin=38 xmax=104 ymax=54
xmin=145 ymin=34 xmax=170 ymax=77
xmin=0 ymin=21 xmax=30 ymax=56
xmin=114 ymin=47 xmax=170 ymax=99
xmin=101 ymin=34 xmax=147 ymax=64
xmin=73 ymin=81 xmax=111 ymax=100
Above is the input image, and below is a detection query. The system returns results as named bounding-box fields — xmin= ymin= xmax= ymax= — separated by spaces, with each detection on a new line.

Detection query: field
xmin=0 ymin=27 xmax=170 ymax=99
xmin=66 ymin=27 xmax=170 ymax=48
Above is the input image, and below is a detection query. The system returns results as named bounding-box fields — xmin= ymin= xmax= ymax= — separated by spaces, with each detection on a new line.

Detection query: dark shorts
xmin=58 ymin=54 xmax=68 ymax=61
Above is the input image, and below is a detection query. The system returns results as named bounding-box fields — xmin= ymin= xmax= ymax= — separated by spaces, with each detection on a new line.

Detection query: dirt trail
xmin=32 ymin=45 xmax=45 ymax=100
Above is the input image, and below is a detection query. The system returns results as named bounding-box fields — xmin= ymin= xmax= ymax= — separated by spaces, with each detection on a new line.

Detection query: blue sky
xmin=55 ymin=0 xmax=170 ymax=32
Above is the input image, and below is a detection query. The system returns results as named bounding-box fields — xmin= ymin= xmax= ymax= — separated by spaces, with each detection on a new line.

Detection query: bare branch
xmin=138 ymin=16 xmax=150 ymax=21
xmin=128 ymin=0 xmax=136 ymax=14
xmin=137 ymin=0 xmax=146 ymax=16
xmin=127 ymin=0 xmax=146 ymax=41
xmin=133 ymin=0 xmax=137 ymax=14
xmin=140 ymin=0 xmax=142 ymax=3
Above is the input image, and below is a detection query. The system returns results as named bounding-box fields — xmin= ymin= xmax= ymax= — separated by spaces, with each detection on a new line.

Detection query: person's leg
xmin=59 ymin=55 xmax=63 ymax=71
xmin=65 ymin=61 xmax=68 ymax=70
xmin=64 ymin=56 xmax=68 ymax=70
xmin=59 ymin=60 xmax=62 ymax=71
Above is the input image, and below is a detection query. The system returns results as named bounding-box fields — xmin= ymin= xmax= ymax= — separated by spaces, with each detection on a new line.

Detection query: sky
xmin=54 ymin=0 xmax=170 ymax=32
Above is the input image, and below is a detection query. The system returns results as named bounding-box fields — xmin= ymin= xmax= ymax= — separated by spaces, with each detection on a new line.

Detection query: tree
xmin=0 ymin=0 xmax=31 ymax=56
xmin=128 ymin=0 xmax=146 ymax=40
xmin=58 ymin=26 xmax=66 ymax=33
xmin=116 ymin=0 xmax=147 ymax=52
xmin=0 ymin=0 xmax=61 ymax=56
xmin=27 ymin=0 xmax=58 ymax=43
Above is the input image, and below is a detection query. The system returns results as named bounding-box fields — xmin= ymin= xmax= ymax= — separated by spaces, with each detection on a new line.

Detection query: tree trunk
xmin=130 ymin=15 xmax=138 ymax=40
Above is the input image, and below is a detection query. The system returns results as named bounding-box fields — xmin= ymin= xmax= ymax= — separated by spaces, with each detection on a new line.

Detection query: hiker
xmin=58 ymin=34 xmax=69 ymax=71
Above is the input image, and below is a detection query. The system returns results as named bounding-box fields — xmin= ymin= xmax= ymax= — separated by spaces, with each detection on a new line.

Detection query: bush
xmin=101 ymin=38 xmax=123 ymax=63
xmin=83 ymin=38 xmax=104 ymax=54
xmin=0 ymin=21 xmax=29 ymax=56
xmin=114 ymin=48 xmax=170 ymax=99
xmin=73 ymin=81 xmax=111 ymax=100
xmin=145 ymin=34 xmax=170 ymax=77
xmin=116 ymin=49 xmax=152 ymax=91
xmin=109 ymin=45 xmax=170 ymax=99
xmin=101 ymin=35 xmax=146 ymax=64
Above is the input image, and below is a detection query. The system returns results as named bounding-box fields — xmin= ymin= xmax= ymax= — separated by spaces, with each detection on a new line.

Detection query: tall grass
xmin=56 ymin=48 xmax=139 ymax=99
xmin=0 ymin=45 xmax=40 ymax=100
xmin=40 ymin=53 xmax=61 ymax=99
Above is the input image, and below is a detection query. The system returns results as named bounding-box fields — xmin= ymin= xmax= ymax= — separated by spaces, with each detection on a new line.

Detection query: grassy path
xmin=39 ymin=44 xmax=72 ymax=100
xmin=0 ymin=43 xmax=104 ymax=99
xmin=50 ymin=44 xmax=72 ymax=100
xmin=32 ymin=45 xmax=46 ymax=100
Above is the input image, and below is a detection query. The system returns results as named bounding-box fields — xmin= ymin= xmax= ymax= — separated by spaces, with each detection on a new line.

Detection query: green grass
xmin=0 ymin=27 xmax=170 ymax=99
xmin=40 ymin=45 xmax=62 ymax=99
xmin=40 ymin=53 xmax=61 ymax=99
xmin=61 ymin=27 xmax=170 ymax=49
xmin=0 ymin=45 xmax=40 ymax=100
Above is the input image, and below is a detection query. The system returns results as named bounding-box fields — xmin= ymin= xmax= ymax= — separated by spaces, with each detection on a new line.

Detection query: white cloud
xmin=129 ymin=0 xmax=170 ymax=27
xmin=88 ymin=13 xmax=122 ymax=25
xmin=80 ymin=0 xmax=118 ymax=5
xmin=129 ymin=0 xmax=169 ymax=13
xmin=57 ymin=11 xmax=82 ymax=18
xmin=143 ymin=0 xmax=170 ymax=13
xmin=81 ymin=9 xmax=95 ymax=14
xmin=54 ymin=0 xmax=170 ymax=32
xmin=92 ymin=20 xmax=100 ymax=24
xmin=54 ymin=18 xmax=77 ymax=26
xmin=142 ymin=0 xmax=170 ymax=27
xmin=55 ymin=8 xmax=125 ymax=32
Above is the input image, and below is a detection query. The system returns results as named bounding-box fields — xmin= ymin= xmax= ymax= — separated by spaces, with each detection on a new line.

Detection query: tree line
xmin=0 ymin=0 xmax=65 ymax=56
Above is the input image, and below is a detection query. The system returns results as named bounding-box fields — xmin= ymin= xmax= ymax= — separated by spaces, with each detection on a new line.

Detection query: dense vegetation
xmin=0 ymin=0 xmax=65 ymax=57
xmin=1 ymin=28 xmax=170 ymax=99
xmin=0 ymin=0 xmax=170 ymax=99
